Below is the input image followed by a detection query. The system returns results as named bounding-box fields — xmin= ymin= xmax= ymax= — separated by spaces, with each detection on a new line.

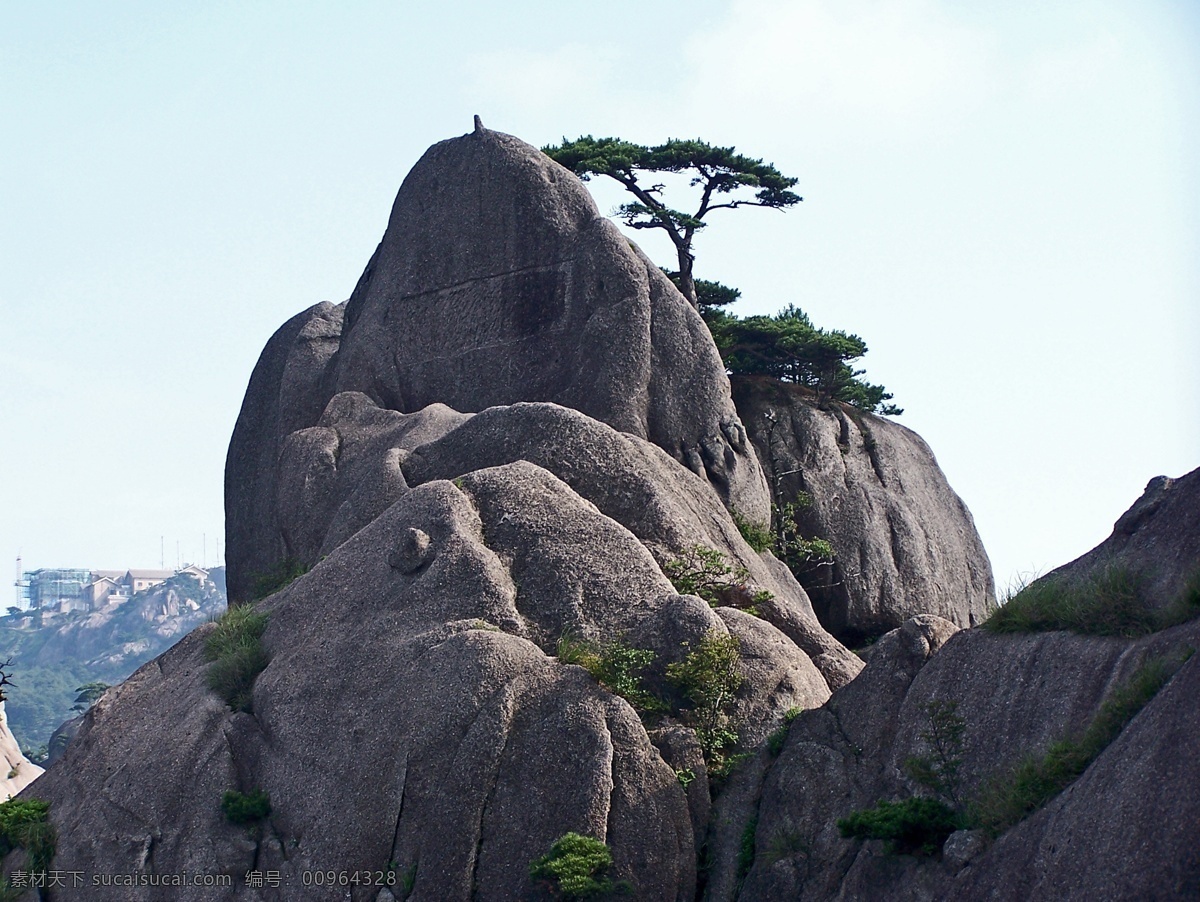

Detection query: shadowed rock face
xmin=731 ymin=376 xmax=995 ymax=644
xmin=225 ymin=127 xmax=768 ymax=601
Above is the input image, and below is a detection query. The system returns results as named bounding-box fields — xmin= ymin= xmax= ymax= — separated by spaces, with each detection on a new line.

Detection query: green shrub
xmin=770 ymin=502 xmax=836 ymax=583
xmin=204 ymin=604 xmax=269 ymax=712
xmin=662 ymin=546 xmax=747 ymax=606
xmin=767 ymin=724 xmax=789 ymax=757
xmin=1158 ymin=568 xmax=1200 ymax=630
xmin=557 ymin=636 xmax=663 ymax=713
xmin=973 ymin=651 xmax=1188 ymax=835
xmin=0 ymin=798 xmax=55 ymax=875
xmin=837 ymin=797 xmax=961 ymax=856
xmin=903 ymin=700 xmax=966 ymax=807
xmin=222 ymin=788 xmax=272 ymax=825
xmin=249 ymin=558 xmax=308 ymax=601
xmin=530 ymin=832 xmax=614 ymax=900
xmin=667 ymin=631 xmax=743 ymax=770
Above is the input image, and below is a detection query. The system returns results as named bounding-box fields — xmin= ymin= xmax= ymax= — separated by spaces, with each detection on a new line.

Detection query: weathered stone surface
xmin=0 ymin=703 xmax=42 ymax=796
xmin=225 ymin=302 xmax=345 ymax=601
xmin=31 ymin=462 xmax=837 ymax=899
xmin=1043 ymin=466 xmax=1200 ymax=609
xmin=732 ymin=375 xmax=995 ymax=644
xmin=738 ymin=614 xmax=1200 ymax=900
xmin=330 ymin=127 xmax=768 ymax=523
xmin=402 ymin=402 xmax=862 ymax=689
xmin=224 ymin=127 xmax=770 ymax=604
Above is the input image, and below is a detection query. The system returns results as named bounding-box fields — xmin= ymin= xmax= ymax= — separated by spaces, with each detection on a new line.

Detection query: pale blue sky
xmin=2 ymin=1 xmax=1197 ymax=595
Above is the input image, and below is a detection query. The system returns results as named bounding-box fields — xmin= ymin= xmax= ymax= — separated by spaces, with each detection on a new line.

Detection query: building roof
xmin=126 ymin=569 xmax=175 ymax=580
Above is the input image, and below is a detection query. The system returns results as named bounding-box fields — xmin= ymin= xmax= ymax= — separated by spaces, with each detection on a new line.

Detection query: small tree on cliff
xmin=543 ymin=136 xmax=801 ymax=308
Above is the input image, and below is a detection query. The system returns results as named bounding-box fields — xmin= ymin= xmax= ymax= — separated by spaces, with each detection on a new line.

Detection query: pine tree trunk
xmin=677 ymin=250 xmax=699 ymax=310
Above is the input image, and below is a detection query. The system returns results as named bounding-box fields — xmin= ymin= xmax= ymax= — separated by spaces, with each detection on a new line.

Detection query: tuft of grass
xmin=222 ymin=788 xmax=271 ymax=824
xmin=767 ymin=724 xmax=789 ymax=757
xmin=973 ymin=650 xmax=1190 ymax=835
xmin=204 ymin=604 xmax=269 ymax=712
xmin=249 ymin=558 xmax=308 ymax=601
xmin=987 ymin=566 xmax=1200 ymax=638
xmin=985 ymin=565 xmax=1157 ymax=637
xmin=737 ymin=814 xmax=759 ymax=880
xmin=837 ymin=797 xmax=963 ymax=856
xmin=1158 ymin=568 xmax=1200 ymax=630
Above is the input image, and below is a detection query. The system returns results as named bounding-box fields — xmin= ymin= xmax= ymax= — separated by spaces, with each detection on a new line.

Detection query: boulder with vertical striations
xmin=732 ymin=375 xmax=995 ymax=645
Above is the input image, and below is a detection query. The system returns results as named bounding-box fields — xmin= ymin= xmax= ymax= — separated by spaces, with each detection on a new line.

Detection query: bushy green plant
xmin=903 ymin=700 xmax=966 ymax=807
xmin=667 ymin=631 xmax=743 ymax=769
xmin=771 ymin=502 xmax=836 ymax=580
xmin=732 ymin=512 xmax=774 ymax=553
xmin=0 ymin=798 xmax=55 ymax=875
xmin=973 ymin=652 xmax=1187 ymax=834
xmin=662 ymin=546 xmax=747 ymax=606
xmin=204 ymin=604 xmax=269 ymax=712
xmin=708 ymin=305 xmax=901 ymax=414
xmin=838 ymin=797 xmax=961 ymax=855
xmin=222 ymin=788 xmax=272 ymax=825
xmin=557 ymin=636 xmax=663 ymax=713
xmin=529 ymin=832 xmax=615 ymax=900
xmin=249 ymin=558 xmax=308 ymax=601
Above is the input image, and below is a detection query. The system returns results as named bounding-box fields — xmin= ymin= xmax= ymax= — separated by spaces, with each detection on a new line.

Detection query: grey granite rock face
xmin=32 ymin=458 xmax=841 ymax=899
xmin=1041 ymin=466 xmax=1200 ymax=609
xmin=224 ymin=127 xmax=772 ymax=600
xmin=332 ymin=130 xmax=766 ymax=527
xmin=224 ymin=301 xmax=345 ymax=602
xmin=732 ymin=376 xmax=995 ymax=644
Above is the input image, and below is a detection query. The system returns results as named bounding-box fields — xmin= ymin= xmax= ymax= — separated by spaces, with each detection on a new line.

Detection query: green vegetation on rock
xmin=543 ymin=135 xmax=800 ymax=308
xmin=708 ymin=305 xmax=901 ymax=415
xmin=204 ymin=604 xmax=269 ymax=712
xmin=667 ymin=631 xmax=743 ymax=772
xmin=986 ymin=565 xmax=1200 ymax=637
xmin=0 ymin=797 xmax=56 ymax=876
xmin=221 ymin=788 xmax=271 ymax=825
xmin=973 ymin=651 xmax=1190 ymax=835
xmin=556 ymin=636 xmax=663 ymax=714
xmin=249 ymin=558 xmax=308 ymax=601
xmin=662 ymin=545 xmax=770 ymax=614
xmin=529 ymin=832 xmax=616 ymax=901
xmin=837 ymin=797 xmax=963 ymax=856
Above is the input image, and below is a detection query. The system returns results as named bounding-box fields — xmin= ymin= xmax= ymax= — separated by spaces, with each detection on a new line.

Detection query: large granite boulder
xmin=225 ymin=125 xmax=769 ymax=600
xmin=731 ymin=376 xmax=995 ymax=644
xmin=736 ymin=468 xmax=1200 ymax=900
xmin=31 ymin=464 xmax=833 ymax=900
xmin=1042 ymin=466 xmax=1200 ymax=610
xmin=225 ymin=302 xmax=345 ymax=602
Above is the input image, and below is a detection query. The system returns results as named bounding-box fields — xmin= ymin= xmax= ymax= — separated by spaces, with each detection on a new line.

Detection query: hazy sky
xmin=2 ymin=1 xmax=1197 ymax=597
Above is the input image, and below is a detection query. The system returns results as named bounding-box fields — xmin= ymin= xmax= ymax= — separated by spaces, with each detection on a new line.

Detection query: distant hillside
xmin=0 ymin=568 xmax=227 ymax=751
